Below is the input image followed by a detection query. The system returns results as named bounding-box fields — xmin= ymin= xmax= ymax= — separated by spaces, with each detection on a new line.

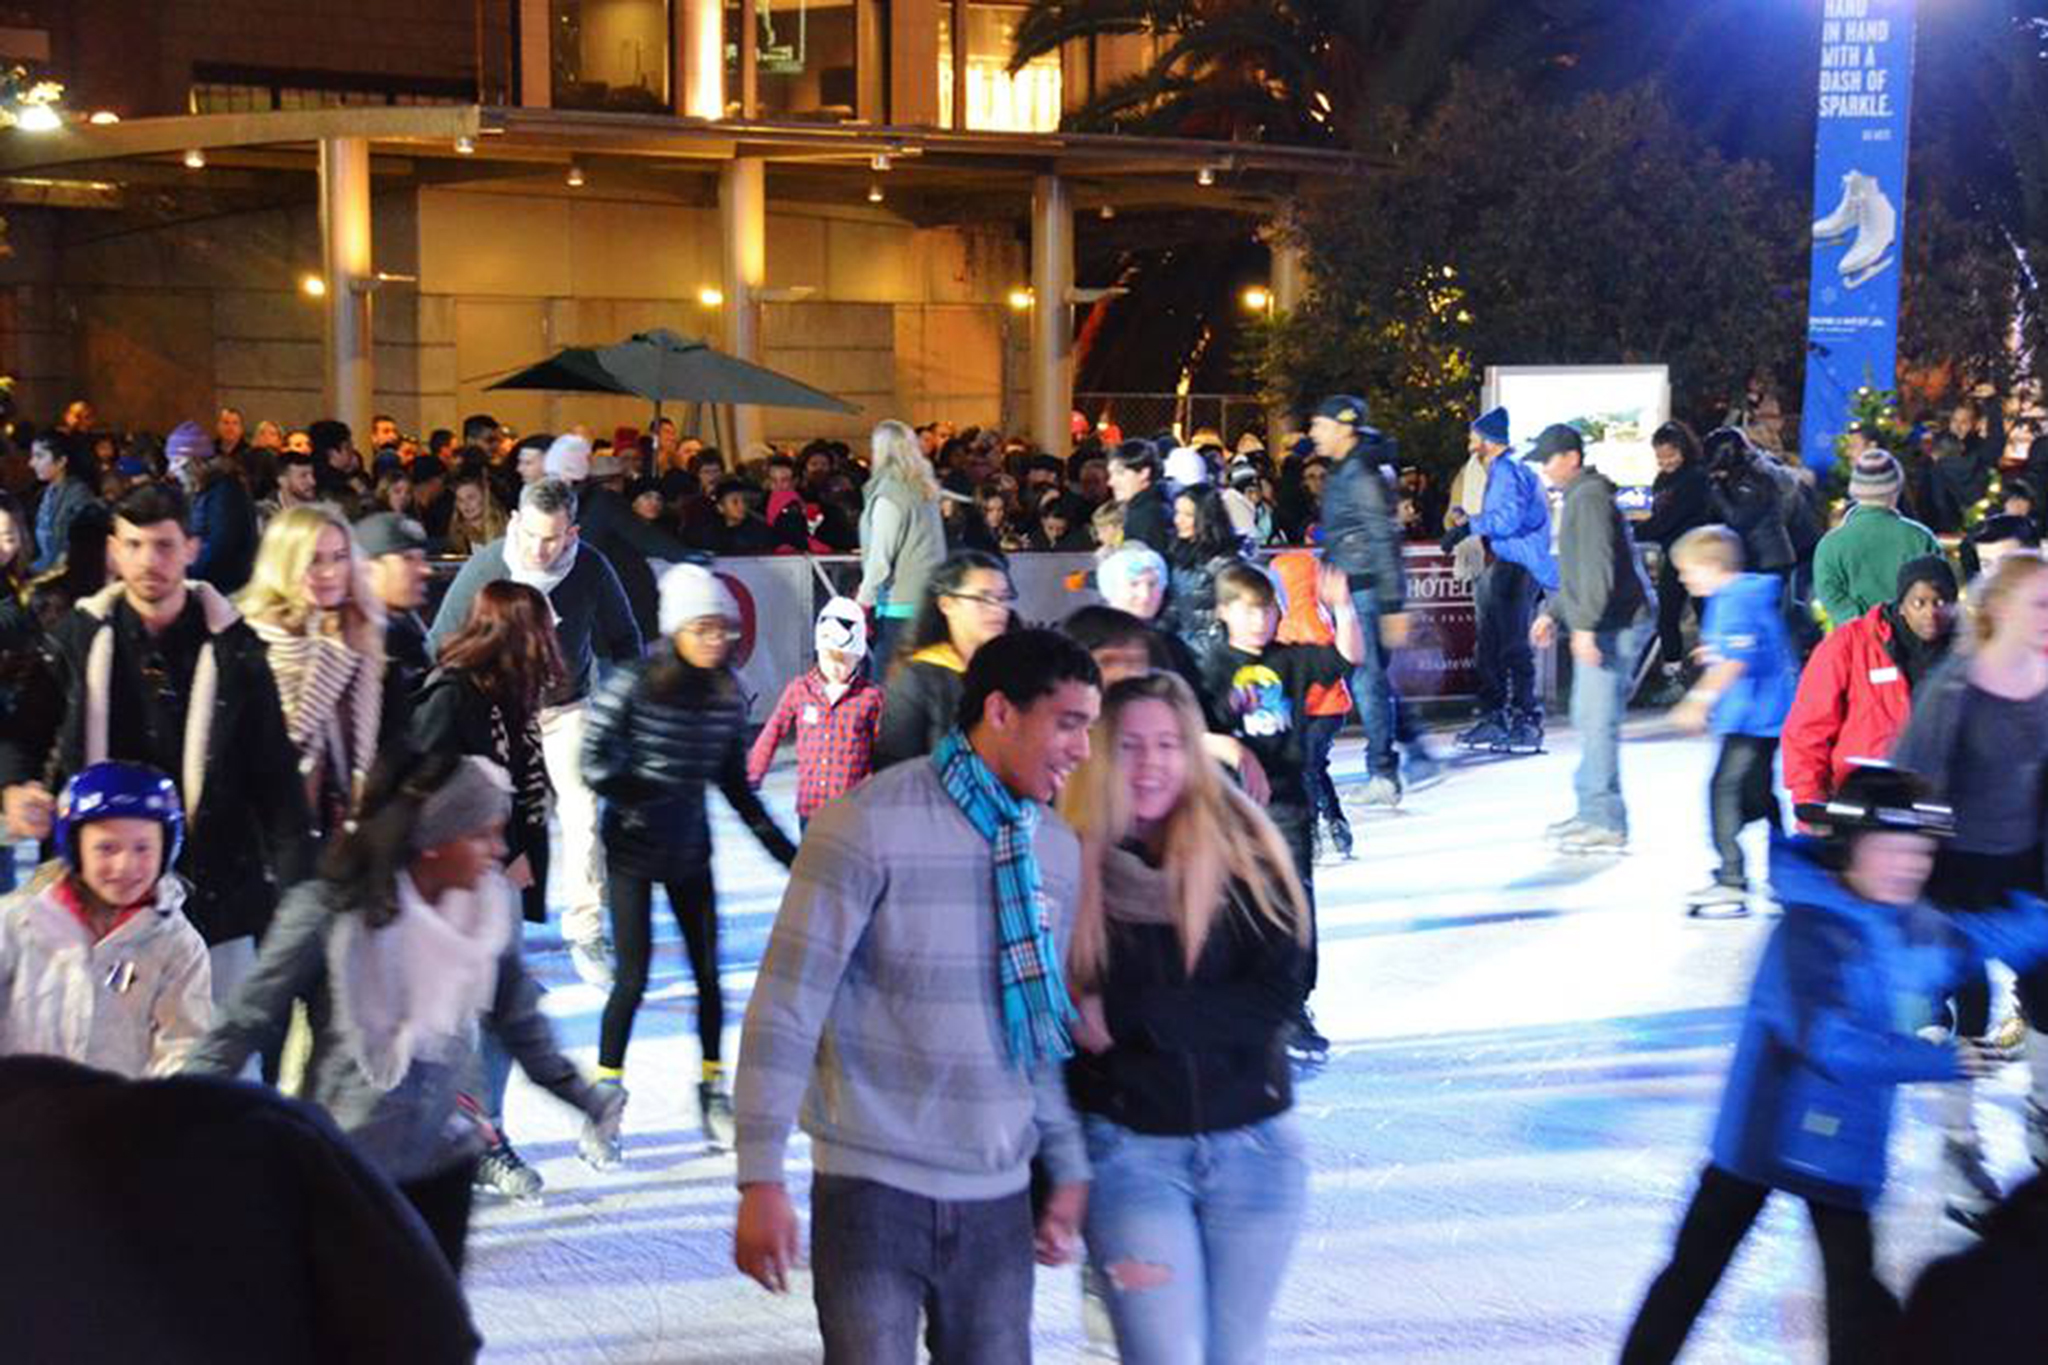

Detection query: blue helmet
xmin=54 ymin=762 xmax=185 ymax=870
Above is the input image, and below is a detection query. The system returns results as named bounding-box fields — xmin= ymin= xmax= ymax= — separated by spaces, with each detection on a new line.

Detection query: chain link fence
xmin=1073 ymin=393 xmax=1272 ymax=448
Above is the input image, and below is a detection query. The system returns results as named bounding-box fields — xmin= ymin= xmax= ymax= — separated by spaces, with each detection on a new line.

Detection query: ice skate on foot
xmin=1685 ymin=881 xmax=1751 ymax=918
xmin=474 ymin=1136 xmax=545 ymax=1205
xmin=700 ymin=1081 xmax=736 ymax=1152
xmin=569 ymin=935 xmax=615 ymax=988
xmin=1357 ymin=776 xmax=1400 ymax=809
xmin=1941 ymin=1137 xmax=2002 ymax=1235
xmin=580 ymin=1079 xmax=628 ymax=1170
xmin=1558 ymin=824 xmax=1627 ymax=855
xmin=1325 ymin=814 xmax=1355 ymax=859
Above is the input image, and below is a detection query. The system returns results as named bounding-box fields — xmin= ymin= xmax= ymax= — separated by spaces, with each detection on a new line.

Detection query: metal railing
xmin=1072 ymin=392 xmax=1269 ymax=448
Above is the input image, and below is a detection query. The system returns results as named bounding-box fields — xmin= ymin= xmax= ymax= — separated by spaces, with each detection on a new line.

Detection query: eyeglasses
xmin=945 ymin=591 xmax=1017 ymax=610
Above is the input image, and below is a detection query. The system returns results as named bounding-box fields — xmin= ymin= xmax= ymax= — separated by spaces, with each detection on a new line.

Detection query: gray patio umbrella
xmin=485 ymin=328 xmax=859 ymax=418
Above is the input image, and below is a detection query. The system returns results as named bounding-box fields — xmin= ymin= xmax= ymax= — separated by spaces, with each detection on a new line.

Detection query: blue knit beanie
xmin=1470 ymin=407 xmax=1511 ymax=446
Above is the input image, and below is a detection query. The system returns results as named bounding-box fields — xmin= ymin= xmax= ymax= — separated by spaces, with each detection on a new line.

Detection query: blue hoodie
xmin=1709 ymin=838 xmax=2048 ymax=1210
xmin=1467 ymin=453 xmax=1557 ymax=589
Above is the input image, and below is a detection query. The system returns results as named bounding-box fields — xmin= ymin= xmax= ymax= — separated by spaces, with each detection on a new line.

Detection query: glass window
xmin=737 ymin=0 xmax=859 ymax=120
xmin=552 ymin=0 xmax=672 ymax=112
xmin=938 ymin=3 xmax=1059 ymax=132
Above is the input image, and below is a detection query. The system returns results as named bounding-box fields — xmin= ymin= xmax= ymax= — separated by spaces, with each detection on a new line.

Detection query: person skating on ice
xmin=1441 ymin=407 xmax=1556 ymax=753
xmin=1618 ymin=765 xmax=2048 ymax=1363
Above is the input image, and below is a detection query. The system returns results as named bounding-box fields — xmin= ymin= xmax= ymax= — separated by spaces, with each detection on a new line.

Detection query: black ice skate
xmin=1495 ymin=712 xmax=1544 ymax=755
xmin=1456 ymin=712 xmax=1508 ymax=749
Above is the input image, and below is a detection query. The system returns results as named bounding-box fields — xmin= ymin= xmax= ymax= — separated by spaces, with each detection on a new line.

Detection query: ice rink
xmin=469 ymin=720 xmax=2040 ymax=1362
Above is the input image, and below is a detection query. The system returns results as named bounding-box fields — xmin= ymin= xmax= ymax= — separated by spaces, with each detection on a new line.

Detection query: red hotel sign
xmin=1387 ymin=546 xmax=1480 ymax=700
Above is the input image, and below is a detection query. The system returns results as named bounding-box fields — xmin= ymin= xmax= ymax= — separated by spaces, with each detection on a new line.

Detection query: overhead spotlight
xmin=871 ymin=152 xmax=891 ymax=172
xmin=454 ymin=135 xmax=475 ymax=155
xmin=867 ymin=181 xmax=884 ymax=203
xmin=1196 ymin=165 xmax=1215 ymax=187
xmin=300 ymin=274 xmax=327 ymax=298
xmin=15 ymin=103 xmax=61 ymax=133
xmin=182 ymin=148 xmax=206 ymax=170
xmin=1098 ymin=203 xmax=1116 ymax=220
xmin=87 ymin=110 xmax=120 ymax=125
xmin=566 ymin=162 xmax=585 ymax=187
xmin=1006 ymin=288 xmax=1033 ymax=311
xmin=697 ymin=286 xmax=724 ymax=307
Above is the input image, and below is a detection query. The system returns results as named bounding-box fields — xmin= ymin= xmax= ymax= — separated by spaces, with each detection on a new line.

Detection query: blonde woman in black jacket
xmin=1059 ymin=671 xmax=1313 ymax=1364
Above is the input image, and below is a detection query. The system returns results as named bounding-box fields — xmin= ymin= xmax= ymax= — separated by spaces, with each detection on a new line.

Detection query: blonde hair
xmin=870 ymin=419 xmax=939 ymax=503
xmin=1972 ymin=549 xmax=2048 ymax=648
xmin=1059 ymin=671 xmax=1311 ymax=986
xmin=1670 ymin=524 xmax=1744 ymax=573
xmin=237 ymin=503 xmax=377 ymax=642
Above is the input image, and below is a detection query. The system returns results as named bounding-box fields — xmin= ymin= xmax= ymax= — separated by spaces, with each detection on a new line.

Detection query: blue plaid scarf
xmin=932 ymin=728 xmax=1076 ymax=1069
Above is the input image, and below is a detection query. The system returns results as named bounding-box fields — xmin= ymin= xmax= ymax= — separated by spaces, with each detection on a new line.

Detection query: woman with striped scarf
xmin=236 ymin=504 xmax=385 ymax=844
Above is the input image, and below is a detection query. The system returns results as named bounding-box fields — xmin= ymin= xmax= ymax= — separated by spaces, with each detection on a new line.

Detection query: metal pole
xmin=319 ymin=136 xmax=373 ymax=440
xmin=1029 ymin=173 xmax=1073 ymax=459
xmin=721 ymin=156 xmax=767 ymax=457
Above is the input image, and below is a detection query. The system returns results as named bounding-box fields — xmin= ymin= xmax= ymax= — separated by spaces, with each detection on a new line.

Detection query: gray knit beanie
xmin=409 ymin=757 xmax=513 ymax=853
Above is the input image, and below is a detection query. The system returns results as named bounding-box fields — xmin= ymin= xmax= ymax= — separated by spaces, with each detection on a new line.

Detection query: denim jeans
xmin=1081 ymin=1113 xmax=1309 ymax=1365
xmin=811 ymin=1174 xmax=1035 ymax=1365
xmin=1568 ymin=619 xmax=1652 ymax=834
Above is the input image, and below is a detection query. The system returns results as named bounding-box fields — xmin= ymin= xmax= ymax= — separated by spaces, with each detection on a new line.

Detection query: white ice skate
xmin=1837 ymin=173 xmax=1896 ymax=289
xmin=1811 ymin=171 xmax=1862 ymax=242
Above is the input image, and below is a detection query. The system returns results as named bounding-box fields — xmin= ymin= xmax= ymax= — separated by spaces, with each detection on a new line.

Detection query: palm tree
xmin=1008 ymin=0 xmax=1602 ymax=146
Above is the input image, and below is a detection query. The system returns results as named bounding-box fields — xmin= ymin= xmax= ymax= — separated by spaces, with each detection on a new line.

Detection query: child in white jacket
xmin=0 ymin=762 xmax=210 ymax=1077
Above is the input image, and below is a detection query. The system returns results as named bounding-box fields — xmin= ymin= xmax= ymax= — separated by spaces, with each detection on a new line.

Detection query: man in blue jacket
xmin=1619 ymin=767 xmax=2048 ymax=1364
xmin=1442 ymin=407 xmax=1557 ymax=752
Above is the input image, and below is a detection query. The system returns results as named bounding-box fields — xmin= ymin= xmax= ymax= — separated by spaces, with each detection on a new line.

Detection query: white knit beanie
xmin=657 ymin=562 xmax=736 ymax=635
xmin=543 ymin=434 xmax=593 ymax=483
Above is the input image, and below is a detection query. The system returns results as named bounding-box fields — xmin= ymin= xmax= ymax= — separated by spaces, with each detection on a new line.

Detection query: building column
xmin=319 ymin=136 xmax=373 ymax=440
xmin=1264 ymin=218 xmax=1309 ymax=447
xmin=679 ymin=0 xmax=724 ymax=119
xmin=517 ymin=0 xmax=551 ymax=108
xmin=1029 ymin=173 xmax=1073 ymax=458
xmin=720 ymin=157 xmax=767 ymax=455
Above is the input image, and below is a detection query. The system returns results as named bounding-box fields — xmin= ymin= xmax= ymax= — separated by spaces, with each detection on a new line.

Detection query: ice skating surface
xmin=472 ymin=721 xmax=2038 ymax=1363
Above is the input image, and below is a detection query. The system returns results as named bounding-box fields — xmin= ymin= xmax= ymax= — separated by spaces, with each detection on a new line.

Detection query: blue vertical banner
xmin=1799 ymin=0 xmax=1916 ymax=474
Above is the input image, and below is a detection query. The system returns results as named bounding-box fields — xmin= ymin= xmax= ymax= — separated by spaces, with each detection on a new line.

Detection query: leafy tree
xmin=1257 ymin=72 xmax=1806 ymax=479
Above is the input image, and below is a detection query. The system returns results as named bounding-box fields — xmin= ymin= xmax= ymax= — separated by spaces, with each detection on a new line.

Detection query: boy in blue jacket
xmin=1619 ymin=766 xmax=2048 ymax=1364
xmin=1670 ymin=525 xmax=1800 ymax=916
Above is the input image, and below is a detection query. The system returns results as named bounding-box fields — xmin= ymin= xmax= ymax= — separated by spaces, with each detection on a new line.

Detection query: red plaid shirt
xmin=747 ymin=668 xmax=885 ymax=818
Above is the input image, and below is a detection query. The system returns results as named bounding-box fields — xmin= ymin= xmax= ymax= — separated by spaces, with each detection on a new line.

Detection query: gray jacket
xmin=187 ymin=876 xmax=600 ymax=1182
xmin=735 ymin=759 xmax=1087 ymax=1200
xmin=857 ymin=476 xmax=947 ymax=615
xmin=1547 ymin=467 xmax=1655 ymax=634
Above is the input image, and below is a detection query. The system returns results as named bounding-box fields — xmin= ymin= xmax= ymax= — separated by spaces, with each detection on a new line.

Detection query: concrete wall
xmin=12 ymin=180 xmax=1028 ymax=444
xmin=414 ymin=180 xmax=1027 ymax=444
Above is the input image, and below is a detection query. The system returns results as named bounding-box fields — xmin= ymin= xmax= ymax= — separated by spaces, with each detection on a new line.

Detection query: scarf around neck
xmin=931 ymin=728 xmax=1075 ymax=1068
xmin=327 ymin=871 xmax=512 ymax=1091
xmin=507 ymin=539 xmax=578 ymax=600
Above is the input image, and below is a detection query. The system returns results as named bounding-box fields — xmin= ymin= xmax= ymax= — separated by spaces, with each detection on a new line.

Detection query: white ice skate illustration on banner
xmin=1811 ymin=169 xmax=1895 ymax=290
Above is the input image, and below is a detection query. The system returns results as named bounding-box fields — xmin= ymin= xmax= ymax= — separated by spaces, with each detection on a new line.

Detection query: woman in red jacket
xmin=1782 ymin=555 xmax=1957 ymax=808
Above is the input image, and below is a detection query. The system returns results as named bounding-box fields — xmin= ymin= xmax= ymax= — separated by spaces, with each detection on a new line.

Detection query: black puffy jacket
xmin=1712 ymin=461 xmax=1795 ymax=573
xmin=581 ymin=654 xmax=796 ymax=880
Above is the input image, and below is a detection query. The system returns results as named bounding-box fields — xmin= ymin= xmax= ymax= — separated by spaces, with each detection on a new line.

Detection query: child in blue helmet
xmin=0 ymin=761 xmax=211 ymax=1077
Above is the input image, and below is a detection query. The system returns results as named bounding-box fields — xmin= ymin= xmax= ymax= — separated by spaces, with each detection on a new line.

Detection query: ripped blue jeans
xmin=1081 ymin=1112 xmax=1308 ymax=1365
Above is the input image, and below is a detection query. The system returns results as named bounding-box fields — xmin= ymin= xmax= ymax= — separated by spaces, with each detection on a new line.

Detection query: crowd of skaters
xmin=1 ymin=381 xmax=2047 ymax=1363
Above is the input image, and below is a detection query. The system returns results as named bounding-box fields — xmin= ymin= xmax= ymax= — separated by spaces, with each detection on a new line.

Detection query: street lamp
xmin=1241 ymin=286 xmax=1272 ymax=314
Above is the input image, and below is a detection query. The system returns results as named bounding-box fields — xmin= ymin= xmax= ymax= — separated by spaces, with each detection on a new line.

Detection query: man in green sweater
xmin=1812 ymin=448 xmax=1943 ymax=631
